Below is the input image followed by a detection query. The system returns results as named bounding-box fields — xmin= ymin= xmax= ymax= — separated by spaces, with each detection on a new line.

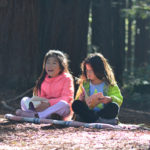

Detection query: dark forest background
xmin=0 ymin=0 xmax=150 ymax=111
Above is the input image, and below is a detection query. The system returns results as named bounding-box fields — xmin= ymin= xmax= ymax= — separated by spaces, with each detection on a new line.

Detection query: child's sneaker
xmin=96 ymin=117 xmax=119 ymax=125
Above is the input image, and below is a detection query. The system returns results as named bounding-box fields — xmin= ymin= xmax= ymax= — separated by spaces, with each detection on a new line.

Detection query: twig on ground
xmin=123 ymin=108 xmax=150 ymax=115
xmin=1 ymin=101 xmax=15 ymax=111
xmin=4 ymin=87 xmax=33 ymax=102
xmin=1 ymin=87 xmax=33 ymax=111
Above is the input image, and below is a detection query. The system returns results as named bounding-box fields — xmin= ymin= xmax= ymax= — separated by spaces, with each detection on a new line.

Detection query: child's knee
xmin=72 ymin=100 xmax=84 ymax=110
xmin=21 ymin=97 xmax=30 ymax=103
xmin=58 ymin=100 xmax=71 ymax=115
xmin=21 ymin=97 xmax=31 ymax=111
xmin=107 ymin=102 xmax=119 ymax=112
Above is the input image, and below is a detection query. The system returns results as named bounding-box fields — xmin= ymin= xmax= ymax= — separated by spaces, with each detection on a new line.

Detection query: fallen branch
xmin=1 ymin=87 xmax=33 ymax=111
xmin=4 ymin=87 xmax=33 ymax=103
xmin=5 ymin=114 xmax=119 ymax=129
xmin=1 ymin=101 xmax=15 ymax=111
xmin=122 ymin=108 xmax=150 ymax=115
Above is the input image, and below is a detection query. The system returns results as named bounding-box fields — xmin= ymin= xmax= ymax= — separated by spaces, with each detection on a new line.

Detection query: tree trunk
xmin=126 ymin=0 xmax=132 ymax=73
xmin=92 ymin=0 xmax=112 ymax=60
xmin=0 ymin=0 xmax=91 ymax=90
xmin=38 ymin=0 xmax=91 ymax=77
xmin=92 ymin=0 xmax=125 ymax=84
xmin=135 ymin=18 xmax=150 ymax=67
xmin=0 ymin=0 xmax=39 ymax=89
xmin=111 ymin=0 xmax=125 ymax=84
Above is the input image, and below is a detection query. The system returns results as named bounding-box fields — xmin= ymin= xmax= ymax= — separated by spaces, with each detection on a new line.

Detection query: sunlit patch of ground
xmin=0 ymin=117 xmax=150 ymax=150
xmin=0 ymin=90 xmax=150 ymax=150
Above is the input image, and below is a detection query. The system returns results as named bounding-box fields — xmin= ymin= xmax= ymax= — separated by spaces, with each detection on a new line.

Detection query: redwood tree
xmin=0 ymin=0 xmax=39 ymax=89
xmin=38 ymin=0 xmax=91 ymax=77
xmin=135 ymin=18 xmax=150 ymax=67
xmin=0 ymin=0 xmax=91 ymax=89
xmin=92 ymin=0 xmax=125 ymax=84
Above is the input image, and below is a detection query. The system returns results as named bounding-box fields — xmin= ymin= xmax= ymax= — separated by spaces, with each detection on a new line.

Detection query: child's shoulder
xmin=82 ymin=80 xmax=90 ymax=88
xmin=62 ymin=72 xmax=73 ymax=80
xmin=106 ymin=83 xmax=120 ymax=91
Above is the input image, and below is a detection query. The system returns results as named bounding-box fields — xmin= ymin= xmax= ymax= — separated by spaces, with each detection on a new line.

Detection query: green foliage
xmin=123 ymin=92 xmax=150 ymax=111
xmin=122 ymin=64 xmax=150 ymax=111
xmin=121 ymin=0 xmax=150 ymax=19
xmin=123 ymin=64 xmax=150 ymax=87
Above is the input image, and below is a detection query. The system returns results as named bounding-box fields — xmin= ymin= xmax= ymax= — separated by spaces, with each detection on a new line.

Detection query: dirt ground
xmin=0 ymin=90 xmax=150 ymax=149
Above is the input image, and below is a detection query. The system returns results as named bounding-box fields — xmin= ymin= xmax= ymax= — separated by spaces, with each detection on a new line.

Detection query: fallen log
xmin=5 ymin=114 xmax=120 ymax=129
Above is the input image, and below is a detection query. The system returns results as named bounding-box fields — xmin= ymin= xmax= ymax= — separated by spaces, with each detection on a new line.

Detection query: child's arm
xmin=88 ymin=85 xmax=123 ymax=108
xmin=30 ymin=96 xmax=50 ymax=112
xmin=75 ymin=85 xmax=86 ymax=101
xmin=86 ymin=93 xmax=112 ymax=108
xmin=107 ymin=85 xmax=123 ymax=107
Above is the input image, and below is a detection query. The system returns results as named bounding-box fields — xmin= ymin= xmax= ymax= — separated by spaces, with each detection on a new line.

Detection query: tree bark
xmin=0 ymin=0 xmax=91 ymax=90
xmin=38 ymin=0 xmax=91 ymax=76
xmin=135 ymin=18 xmax=150 ymax=67
xmin=0 ymin=0 xmax=39 ymax=89
xmin=92 ymin=0 xmax=125 ymax=84
xmin=92 ymin=0 xmax=112 ymax=60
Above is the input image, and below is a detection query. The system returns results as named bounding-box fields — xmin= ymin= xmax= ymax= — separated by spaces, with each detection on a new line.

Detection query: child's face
xmin=86 ymin=64 xmax=99 ymax=81
xmin=45 ymin=57 xmax=61 ymax=77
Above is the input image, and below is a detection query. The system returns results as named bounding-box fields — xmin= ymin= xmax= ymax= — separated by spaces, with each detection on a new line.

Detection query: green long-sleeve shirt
xmin=75 ymin=80 xmax=123 ymax=109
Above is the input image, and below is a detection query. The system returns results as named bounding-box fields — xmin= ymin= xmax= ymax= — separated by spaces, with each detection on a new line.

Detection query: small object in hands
xmin=34 ymin=101 xmax=50 ymax=112
xmin=89 ymin=99 xmax=97 ymax=109
xmin=89 ymin=92 xmax=104 ymax=108
xmin=23 ymin=96 xmax=50 ymax=112
xmin=23 ymin=96 xmax=49 ymax=110
xmin=30 ymin=97 xmax=49 ymax=108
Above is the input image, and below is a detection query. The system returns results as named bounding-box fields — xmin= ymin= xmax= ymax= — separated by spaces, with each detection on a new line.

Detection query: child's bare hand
xmin=87 ymin=93 xmax=112 ymax=108
xmin=85 ymin=97 xmax=92 ymax=107
xmin=99 ymin=96 xmax=112 ymax=104
xmin=35 ymin=102 xmax=50 ymax=112
xmin=95 ymin=92 xmax=104 ymax=99
xmin=85 ymin=92 xmax=103 ymax=108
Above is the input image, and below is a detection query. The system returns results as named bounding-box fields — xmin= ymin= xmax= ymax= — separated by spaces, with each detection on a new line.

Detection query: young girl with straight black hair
xmin=16 ymin=50 xmax=74 ymax=120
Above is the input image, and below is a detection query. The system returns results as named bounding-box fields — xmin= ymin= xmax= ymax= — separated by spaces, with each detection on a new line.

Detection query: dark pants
xmin=72 ymin=100 xmax=119 ymax=123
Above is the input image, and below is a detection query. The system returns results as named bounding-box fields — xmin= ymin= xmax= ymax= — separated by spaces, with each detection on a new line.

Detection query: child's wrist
xmin=105 ymin=96 xmax=112 ymax=102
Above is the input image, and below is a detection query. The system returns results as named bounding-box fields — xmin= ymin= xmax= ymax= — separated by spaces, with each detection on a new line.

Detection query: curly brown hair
xmin=80 ymin=53 xmax=116 ymax=86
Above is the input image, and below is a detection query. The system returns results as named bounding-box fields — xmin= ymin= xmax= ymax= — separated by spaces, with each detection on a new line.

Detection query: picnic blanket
xmin=4 ymin=114 xmax=145 ymax=130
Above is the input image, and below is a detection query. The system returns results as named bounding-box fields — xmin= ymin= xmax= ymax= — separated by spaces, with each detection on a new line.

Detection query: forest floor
xmin=0 ymin=89 xmax=150 ymax=149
